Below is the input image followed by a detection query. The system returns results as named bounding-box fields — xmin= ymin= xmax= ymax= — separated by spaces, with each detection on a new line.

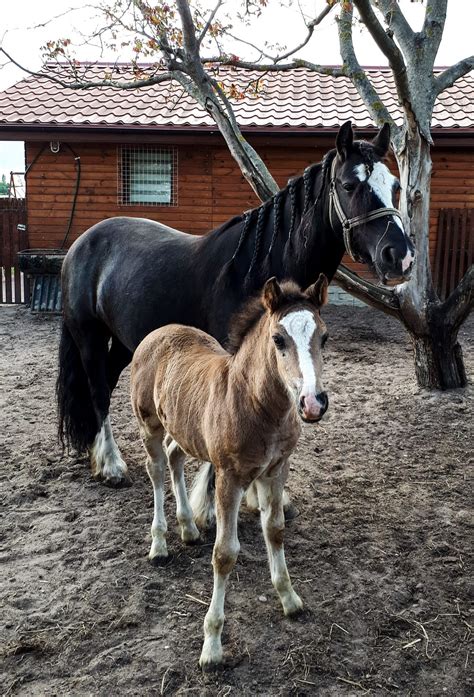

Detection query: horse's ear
xmin=336 ymin=121 xmax=353 ymax=161
xmin=305 ymin=274 xmax=328 ymax=309
xmin=262 ymin=277 xmax=282 ymax=313
xmin=372 ymin=122 xmax=391 ymax=157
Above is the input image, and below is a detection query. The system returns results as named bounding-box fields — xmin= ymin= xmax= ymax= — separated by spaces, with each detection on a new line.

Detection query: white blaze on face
xmin=279 ymin=309 xmax=319 ymax=400
xmin=355 ymin=161 xmax=414 ymax=273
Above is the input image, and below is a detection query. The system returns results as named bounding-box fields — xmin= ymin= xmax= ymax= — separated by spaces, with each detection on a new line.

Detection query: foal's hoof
xmin=283 ymin=502 xmax=300 ymax=521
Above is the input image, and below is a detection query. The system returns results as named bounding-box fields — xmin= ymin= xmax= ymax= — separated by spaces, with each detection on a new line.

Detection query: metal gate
xmin=433 ymin=208 xmax=473 ymax=301
xmin=0 ymin=198 xmax=29 ymax=304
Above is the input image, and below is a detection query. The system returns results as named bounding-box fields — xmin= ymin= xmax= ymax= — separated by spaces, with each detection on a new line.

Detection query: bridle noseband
xmin=329 ymin=157 xmax=403 ymax=261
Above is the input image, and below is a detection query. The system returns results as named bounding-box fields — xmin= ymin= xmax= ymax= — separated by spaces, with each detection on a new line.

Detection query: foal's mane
xmin=226 ymin=281 xmax=308 ymax=355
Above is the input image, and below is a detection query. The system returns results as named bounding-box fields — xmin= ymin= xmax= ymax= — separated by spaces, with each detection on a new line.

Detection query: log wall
xmin=25 ymin=140 xmax=473 ymax=277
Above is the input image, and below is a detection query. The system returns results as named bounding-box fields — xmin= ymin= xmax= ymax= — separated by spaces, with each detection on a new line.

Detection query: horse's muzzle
xmin=299 ymin=392 xmax=328 ymax=422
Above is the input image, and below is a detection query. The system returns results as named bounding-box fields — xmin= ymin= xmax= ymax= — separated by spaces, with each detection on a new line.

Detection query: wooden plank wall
xmin=25 ymin=141 xmax=473 ymax=280
xmin=25 ymin=143 xmax=213 ymax=247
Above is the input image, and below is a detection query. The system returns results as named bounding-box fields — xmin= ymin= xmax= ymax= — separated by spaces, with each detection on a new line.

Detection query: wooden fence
xmin=0 ymin=198 xmax=29 ymax=304
xmin=433 ymin=208 xmax=473 ymax=301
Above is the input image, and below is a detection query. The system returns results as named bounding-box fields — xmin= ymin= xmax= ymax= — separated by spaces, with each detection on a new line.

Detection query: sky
xmin=1 ymin=0 xmax=473 ymax=179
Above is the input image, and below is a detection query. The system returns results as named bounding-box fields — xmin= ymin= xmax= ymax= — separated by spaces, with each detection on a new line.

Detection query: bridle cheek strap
xmin=329 ymin=158 xmax=403 ymax=262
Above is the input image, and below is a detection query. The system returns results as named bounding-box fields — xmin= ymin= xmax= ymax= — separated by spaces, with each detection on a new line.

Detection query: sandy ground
xmin=0 ymin=303 xmax=472 ymax=696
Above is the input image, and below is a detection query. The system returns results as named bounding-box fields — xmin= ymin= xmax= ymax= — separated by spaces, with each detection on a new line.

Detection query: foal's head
xmin=262 ymin=275 xmax=329 ymax=423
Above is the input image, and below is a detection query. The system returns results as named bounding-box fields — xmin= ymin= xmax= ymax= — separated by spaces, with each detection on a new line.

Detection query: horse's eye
xmin=321 ymin=333 xmax=329 ymax=348
xmin=342 ymin=182 xmax=356 ymax=192
xmin=272 ymin=334 xmax=286 ymax=350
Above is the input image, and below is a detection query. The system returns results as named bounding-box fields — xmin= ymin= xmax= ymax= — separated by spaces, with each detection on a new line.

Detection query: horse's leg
xmin=140 ymin=424 xmax=169 ymax=562
xmin=246 ymin=481 xmax=299 ymax=521
xmin=164 ymin=437 xmax=200 ymax=544
xmin=255 ymin=462 xmax=303 ymax=616
xmin=200 ymin=471 xmax=243 ymax=668
xmin=78 ymin=330 xmax=131 ymax=487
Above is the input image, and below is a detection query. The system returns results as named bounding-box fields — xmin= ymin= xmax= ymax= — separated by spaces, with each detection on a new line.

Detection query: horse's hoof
xmin=183 ymin=535 xmax=202 ymax=546
xmin=149 ymin=553 xmax=172 ymax=567
xmin=95 ymin=471 xmax=133 ymax=488
xmin=283 ymin=502 xmax=300 ymax=521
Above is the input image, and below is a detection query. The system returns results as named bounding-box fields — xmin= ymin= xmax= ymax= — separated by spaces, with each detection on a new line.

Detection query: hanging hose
xmin=59 ymin=144 xmax=81 ymax=250
xmin=24 ymin=142 xmax=81 ymax=250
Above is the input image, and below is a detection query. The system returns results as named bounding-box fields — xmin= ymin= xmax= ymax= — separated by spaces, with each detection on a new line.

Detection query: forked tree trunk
xmin=395 ymin=125 xmax=469 ymax=389
xmin=411 ymin=321 xmax=467 ymax=390
xmin=336 ymin=123 xmax=471 ymax=390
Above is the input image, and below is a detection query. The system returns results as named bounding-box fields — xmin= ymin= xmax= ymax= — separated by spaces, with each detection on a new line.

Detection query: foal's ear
xmin=305 ymin=274 xmax=328 ymax=309
xmin=336 ymin=121 xmax=353 ymax=161
xmin=372 ymin=122 xmax=391 ymax=157
xmin=262 ymin=277 xmax=282 ymax=313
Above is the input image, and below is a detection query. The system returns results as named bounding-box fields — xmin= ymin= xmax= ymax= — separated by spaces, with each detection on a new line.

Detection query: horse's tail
xmin=56 ymin=322 xmax=97 ymax=453
xmin=189 ymin=461 xmax=216 ymax=529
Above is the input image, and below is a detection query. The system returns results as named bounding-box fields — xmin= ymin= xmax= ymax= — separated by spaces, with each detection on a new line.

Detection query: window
xmin=118 ymin=145 xmax=178 ymax=206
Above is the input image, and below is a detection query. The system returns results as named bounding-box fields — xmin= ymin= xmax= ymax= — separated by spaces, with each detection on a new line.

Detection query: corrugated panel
xmin=30 ymin=274 xmax=62 ymax=313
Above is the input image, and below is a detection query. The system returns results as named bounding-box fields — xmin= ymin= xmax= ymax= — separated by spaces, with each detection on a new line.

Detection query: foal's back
xmin=131 ymin=323 xmax=229 ymax=459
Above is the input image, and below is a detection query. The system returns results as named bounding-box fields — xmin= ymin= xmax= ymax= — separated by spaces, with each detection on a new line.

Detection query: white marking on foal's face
xmin=354 ymin=162 xmax=403 ymax=230
xmin=279 ymin=309 xmax=318 ymax=396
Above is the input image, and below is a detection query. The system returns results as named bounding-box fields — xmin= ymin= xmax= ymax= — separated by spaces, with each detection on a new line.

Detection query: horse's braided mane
xmin=216 ymin=140 xmax=379 ymax=287
xmin=226 ymin=280 xmax=307 ymax=355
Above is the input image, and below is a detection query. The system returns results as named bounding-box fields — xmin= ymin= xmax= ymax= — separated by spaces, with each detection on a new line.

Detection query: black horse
xmin=57 ymin=122 xmax=414 ymax=486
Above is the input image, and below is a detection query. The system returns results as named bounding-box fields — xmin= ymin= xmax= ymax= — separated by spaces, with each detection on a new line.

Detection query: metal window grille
xmin=118 ymin=145 xmax=178 ymax=206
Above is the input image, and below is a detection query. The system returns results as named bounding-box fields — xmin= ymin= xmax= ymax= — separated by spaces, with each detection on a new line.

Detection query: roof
xmin=0 ymin=63 xmax=473 ymax=133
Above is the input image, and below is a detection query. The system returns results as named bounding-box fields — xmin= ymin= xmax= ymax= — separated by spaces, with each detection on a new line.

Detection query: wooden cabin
xmin=0 ymin=64 xmax=472 ymax=304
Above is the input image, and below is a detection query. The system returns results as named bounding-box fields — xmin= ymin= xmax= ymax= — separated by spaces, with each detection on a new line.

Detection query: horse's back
xmin=62 ymin=217 xmax=203 ymax=350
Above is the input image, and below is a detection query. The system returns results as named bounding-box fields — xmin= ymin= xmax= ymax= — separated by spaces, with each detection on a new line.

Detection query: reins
xmin=328 ymin=157 xmax=403 ymax=261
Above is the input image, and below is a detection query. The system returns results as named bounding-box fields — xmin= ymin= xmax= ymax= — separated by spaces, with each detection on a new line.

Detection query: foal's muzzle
xmin=299 ymin=391 xmax=328 ymax=423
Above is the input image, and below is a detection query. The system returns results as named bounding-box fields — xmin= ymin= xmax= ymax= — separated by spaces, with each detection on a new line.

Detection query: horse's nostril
xmin=316 ymin=392 xmax=328 ymax=412
xmin=299 ymin=395 xmax=305 ymax=410
xmin=382 ymin=245 xmax=397 ymax=267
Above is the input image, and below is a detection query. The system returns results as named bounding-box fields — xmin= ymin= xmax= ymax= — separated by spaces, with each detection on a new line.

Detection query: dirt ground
xmin=1 ymin=303 xmax=472 ymax=696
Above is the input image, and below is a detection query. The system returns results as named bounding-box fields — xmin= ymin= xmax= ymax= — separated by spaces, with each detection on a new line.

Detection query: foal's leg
xmin=140 ymin=424 xmax=169 ymax=562
xmin=255 ymin=463 xmax=303 ymax=616
xmin=246 ymin=481 xmax=299 ymax=521
xmin=164 ymin=437 xmax=200 ymax=544
xmin=200 ymin=472 xmax=243 ymax=668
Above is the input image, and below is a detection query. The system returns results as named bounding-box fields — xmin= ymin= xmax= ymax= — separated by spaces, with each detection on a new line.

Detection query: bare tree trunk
xmin=395 ymin=124 xmax=469 ymax=389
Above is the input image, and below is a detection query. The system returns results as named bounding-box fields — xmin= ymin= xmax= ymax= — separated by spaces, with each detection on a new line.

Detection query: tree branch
xmin=198 ymin=0 xmax=224 ymax=46
xmin=376 ymin=0 xmax=415 ymax=57
xmin=421 ymin=0 xmax=447 ymax=66
xmin=0 ymin=48 xmax=174 ymax=89
xmin=175 ymin=0 xmax=199 ymax=58
xmin=353 ymin=0 xmax=409 ymax=102
xmin=337 ymin=4 xmax=400 ymax=144
xmin=441 ymin=265 xmax=474 ymax=332
xmin=269 ymin=0 xmax=336 ymax=64
xmin=334 ymin=264 xmax=401 ymax=317
xmin=435 ymin=56 xmax=474 ymax=96
xmin=202 ymin=55 xmax=345 ymax=77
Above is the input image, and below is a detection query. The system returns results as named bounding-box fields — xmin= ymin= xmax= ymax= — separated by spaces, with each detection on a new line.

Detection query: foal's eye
xmin=272 ymin=334 xmax=286 ymax=350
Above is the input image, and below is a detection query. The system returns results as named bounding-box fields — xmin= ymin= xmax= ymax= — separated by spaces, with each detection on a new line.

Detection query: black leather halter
xmin=329 ymin=158 xmax=403 ymax=261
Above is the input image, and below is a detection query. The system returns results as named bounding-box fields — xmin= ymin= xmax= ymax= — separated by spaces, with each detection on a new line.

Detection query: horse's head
xmin=263 ymin=275 xmax=329 ymax=423
xmin=330 ymin=121 xmax=414 ymax=282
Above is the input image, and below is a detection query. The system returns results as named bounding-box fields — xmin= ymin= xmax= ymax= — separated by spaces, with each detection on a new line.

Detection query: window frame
xmin=118 ymin=145 xmax=178 ymax=207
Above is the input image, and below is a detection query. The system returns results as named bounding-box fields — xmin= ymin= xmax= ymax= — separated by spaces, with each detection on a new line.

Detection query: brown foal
xmin=130 ymin=275 xmax=329 ymax=667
